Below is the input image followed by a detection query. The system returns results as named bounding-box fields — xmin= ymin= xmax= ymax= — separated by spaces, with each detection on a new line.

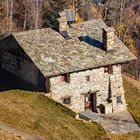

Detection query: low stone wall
xmin=0 ymin=51 xmax=38 ymax=86
xmin=49 ymin=65 xmax=126 ymax=113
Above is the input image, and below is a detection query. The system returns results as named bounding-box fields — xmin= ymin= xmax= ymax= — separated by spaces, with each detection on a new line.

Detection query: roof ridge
xmin=12 ymin=28 xmax=52 ymax=35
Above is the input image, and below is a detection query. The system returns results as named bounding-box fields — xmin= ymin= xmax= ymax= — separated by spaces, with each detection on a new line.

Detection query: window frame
xmin=62 ymin=96 xmax=71 ymax=105
xmin=104 ymin=66 xmax=113 ymax=74
xmin=60 ymin=73 xmax=70 ymax=83
xmin=85 ymin=76 xmax=90 ymax=82
xmin=116 ymin=96 xmax=122 ymax=104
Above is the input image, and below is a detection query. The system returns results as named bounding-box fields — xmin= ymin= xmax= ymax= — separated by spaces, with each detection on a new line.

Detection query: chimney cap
xmin=103 ymin=27 xmax=115 ymax=32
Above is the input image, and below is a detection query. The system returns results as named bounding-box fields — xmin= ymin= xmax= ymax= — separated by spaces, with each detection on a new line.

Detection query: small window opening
xmin=85 ymin=76 xmax=90 ymax=81
xmin=104 ymin=66 xmax=113 ymax=74
xmin=60 ymin=73 xmax=70 ymax=83
xmin=117 ymin=96 xmax=122 ymax=104
xmin=63 ymin=97 xmax=71 ymax=105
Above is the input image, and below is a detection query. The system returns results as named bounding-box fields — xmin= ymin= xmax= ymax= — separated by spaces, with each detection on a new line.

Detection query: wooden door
xmin=85 ymin=94 xmax=93 ymax=111
xmin=85 ymin=93 xmax=97 ymax=112
xmin=92 ymin=93 xmax=97 ymax=112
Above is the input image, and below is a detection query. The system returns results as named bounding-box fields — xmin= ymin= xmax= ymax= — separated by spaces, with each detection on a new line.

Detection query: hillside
xmin=123 ymin=74 xmax=140 ymax=125
xmin=0 ymin=74 xmax=140 ymax=140
xmin=0 ymin=129 xmax=24 ymax=140
xmin=0 ymin=90 xmax=106 ymax=140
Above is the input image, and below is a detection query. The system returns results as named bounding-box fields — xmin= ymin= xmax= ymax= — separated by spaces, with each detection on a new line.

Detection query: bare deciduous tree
xmin=34 ymin=0 xmax=43 ymax=30
xmin=13 ymin=0 xmax=43 ymax=31
xmin=9 ymin=0 xmax=13 ymax=32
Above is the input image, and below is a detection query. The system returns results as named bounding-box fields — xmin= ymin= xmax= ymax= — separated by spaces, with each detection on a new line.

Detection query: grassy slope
xmin=0 ymin=90 xmax=106 ymax=140
xmin=0 ymin=74 xmax=140 ymax=140
xmin=108 ymin=75 xmax=140 ymax=140
xmin=124 ymin=75 xmax=140 ymax=124
xmin=0 ymin=129 xmax=24 ymax=140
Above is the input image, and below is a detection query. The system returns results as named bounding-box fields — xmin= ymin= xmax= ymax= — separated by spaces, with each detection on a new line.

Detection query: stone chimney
xmin=57 ymin=11 xmax=68 ymax=33
xmin=102 ymin=27 xmax=115 ymax=52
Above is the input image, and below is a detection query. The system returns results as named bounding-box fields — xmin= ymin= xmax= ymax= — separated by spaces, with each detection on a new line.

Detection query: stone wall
xmin=49 ymin=64 xmax=126 ymax=113
xmin=103 ymin=27 xmax=115 ymax=52
xmin=110 ymin=65 xmax=127 ymax=113
xmin=0 ymin=51 xmax=38 ymax=86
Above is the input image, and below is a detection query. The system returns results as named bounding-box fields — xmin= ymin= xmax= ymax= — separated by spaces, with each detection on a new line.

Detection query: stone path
xmin=100 ymin=110 xmax=140 ymax=134
xmin=79 ymin=111 xmax=104 ymax=121
xmin=0 ymin=123 xmax=46 ymax=140
xmin=79 ymin=110 xmax=140 ymax=134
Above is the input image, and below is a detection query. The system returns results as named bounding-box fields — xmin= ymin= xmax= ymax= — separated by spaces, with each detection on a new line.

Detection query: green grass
xmin=0 ymin=90 xmax=106 ymax=140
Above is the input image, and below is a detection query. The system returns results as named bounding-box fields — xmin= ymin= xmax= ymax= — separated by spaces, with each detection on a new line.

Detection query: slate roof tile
xmin=12 ymin=19 xmax=136 ymax=77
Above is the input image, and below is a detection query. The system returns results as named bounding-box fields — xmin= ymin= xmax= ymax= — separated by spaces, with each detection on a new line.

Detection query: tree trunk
xmin=10 ymin=0 xmax=13 ymax=32
xmin=6 ymin=0 xmax=9 ymax=30
xmin=135 ymin=61 xmax=139 ymax=80
xmin=35 ymin=0 xmax=39 ymax=30
xmin=123 ymin=28 xmax=127 ymax=43
xmin=23 ymin=3 xmax=27 ymax=31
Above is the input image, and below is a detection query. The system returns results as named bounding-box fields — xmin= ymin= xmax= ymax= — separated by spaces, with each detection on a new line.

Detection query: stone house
xmin=0 ymin=19 xmax=136 ymax=114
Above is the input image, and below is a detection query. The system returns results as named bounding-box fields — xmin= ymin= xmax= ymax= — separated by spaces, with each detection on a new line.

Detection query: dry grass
xmin=0 ymin=129 xmax=24 ymax=140
xmin=107 ymin=132 xmax=140 ymax=140
xmin=0 ymin=90 xmax=106 ymax=140
xmin=0 ymin=74 xmax=140 ymax=140
xmin=123 ymin=74 xmax=140 ymax=90
xmin=123 ymin=75 xmax=140 ymax=125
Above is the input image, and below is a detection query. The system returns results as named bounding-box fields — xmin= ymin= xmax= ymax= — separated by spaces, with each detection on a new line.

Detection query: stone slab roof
xmin=12 ymin=19 xmax=136 ymax=77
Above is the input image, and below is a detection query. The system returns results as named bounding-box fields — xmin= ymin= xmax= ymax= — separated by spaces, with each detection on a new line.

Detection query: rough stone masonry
xmin=49 ymin=64 xmax=127 ymax=114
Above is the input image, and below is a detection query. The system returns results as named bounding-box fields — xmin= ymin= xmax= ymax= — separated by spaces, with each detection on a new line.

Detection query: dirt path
xmin=123 ymin=74 xmax=140 ymax=90
xmin=0 ymin=123 xmax=46 ymax=140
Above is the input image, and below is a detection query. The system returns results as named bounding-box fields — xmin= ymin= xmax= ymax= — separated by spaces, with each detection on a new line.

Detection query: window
xmin=104 ymin=66 xmax=109 ymax=73
xmin=116 ymin=64 xmax=120 ymax=67
xmin=85 ymin=76 xmax=90 ymax=81
xmin=63 ymin=97 xmax=71 ymax=105
xmin=117 ymin=96 xmax=122 ymax=104
xmin=104 ymin=66 xmax=113 ymax=74
xmin=60 ymin=73 xmax=70 ymax=83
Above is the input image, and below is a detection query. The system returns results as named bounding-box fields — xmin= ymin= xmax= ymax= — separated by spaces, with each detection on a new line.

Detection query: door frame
xmin=84 ymin=90 xmax=99 ymax=112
